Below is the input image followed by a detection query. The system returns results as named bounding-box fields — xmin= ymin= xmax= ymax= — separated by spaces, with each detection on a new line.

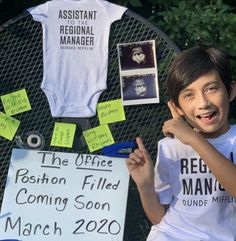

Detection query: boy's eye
xmin=183 ymin=92 xmax=193 ymax=99
xmin=205 ymin=85 xmax=218 ymax=93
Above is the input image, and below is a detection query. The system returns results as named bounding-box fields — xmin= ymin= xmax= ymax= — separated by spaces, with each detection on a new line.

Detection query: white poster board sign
xmin=0 ymin=149 xmax=130 ymax=241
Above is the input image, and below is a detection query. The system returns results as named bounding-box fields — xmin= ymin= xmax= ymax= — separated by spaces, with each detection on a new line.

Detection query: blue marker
xmin=0 ymin=240 xmax=20 ymax=241
xmin=0 ymin=212 xmax=12 ymax=219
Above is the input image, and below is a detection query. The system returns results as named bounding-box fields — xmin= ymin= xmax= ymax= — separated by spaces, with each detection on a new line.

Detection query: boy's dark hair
xmin=167 ymin=46 xmax=232 ymax=107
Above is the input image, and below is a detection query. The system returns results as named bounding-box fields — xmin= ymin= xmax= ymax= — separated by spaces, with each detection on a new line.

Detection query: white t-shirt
xmin=148 ymin=125 xmax=236 ymax=241
xmin=28 ymin=0 xmax=127 ymax=117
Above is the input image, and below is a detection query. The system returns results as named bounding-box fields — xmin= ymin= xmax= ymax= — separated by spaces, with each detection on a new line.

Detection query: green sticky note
xmin=50 ymin=122 xmax=76 ymax=148
xmin=97 ymin=99 xmax=126 ymax=125
xmin=1 ymin=89 xmax=32 ymax=116
xmin=0 ymin=112 xmax=20 ymax=141
xmin=83 ymin=124 xmax=115 ymax=152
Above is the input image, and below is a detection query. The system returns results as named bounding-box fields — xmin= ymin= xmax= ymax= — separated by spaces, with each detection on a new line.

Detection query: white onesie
xmin=27 ymin=0 xmax=127 ymax=117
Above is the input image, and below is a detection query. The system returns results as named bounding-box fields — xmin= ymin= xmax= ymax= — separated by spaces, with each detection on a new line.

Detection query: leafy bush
xmin=156 ymin=0 xmax=236 ymax=77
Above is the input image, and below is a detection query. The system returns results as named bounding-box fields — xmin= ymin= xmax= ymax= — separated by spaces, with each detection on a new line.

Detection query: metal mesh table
xmin=0 ymin=9 xmax=180 ymax=241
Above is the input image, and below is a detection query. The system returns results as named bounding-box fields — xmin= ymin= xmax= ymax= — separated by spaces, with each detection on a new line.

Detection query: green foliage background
xmin=0 ymin=0 xmax=236 ymax=120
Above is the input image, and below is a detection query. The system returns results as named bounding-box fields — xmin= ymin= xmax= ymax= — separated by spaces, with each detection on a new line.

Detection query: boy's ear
xmin=229 ymin=81 xmax=236 ymax=102
xmin=172 ymin=102 xmax=185 ymax=116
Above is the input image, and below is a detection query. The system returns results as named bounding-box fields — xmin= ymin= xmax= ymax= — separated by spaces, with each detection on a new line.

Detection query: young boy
xmin=126 ymin=46 xmax=236 ymax=241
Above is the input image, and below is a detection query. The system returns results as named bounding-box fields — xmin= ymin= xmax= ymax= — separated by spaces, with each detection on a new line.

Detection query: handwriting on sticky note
xmin=83 ymin=125 xmax=114 ymax=152
xmin=97 ymin=99 xmax=126 ymax=125
xmin=1 ymin=89 xmax=31 ymax=116
xmin=50 ymin=122 xmax=76 ymax=148
xmin=0 ymin=112 xmax=20 ymax=141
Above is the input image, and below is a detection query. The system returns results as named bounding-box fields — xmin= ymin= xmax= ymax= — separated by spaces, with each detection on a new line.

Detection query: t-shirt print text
xmin=179 ymin=152 xmax=236 ymax=207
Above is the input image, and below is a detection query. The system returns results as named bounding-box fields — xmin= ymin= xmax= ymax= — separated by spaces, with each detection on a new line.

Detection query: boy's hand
xmin=126 ymin=137 xmax=154 ymax=188
xmin=163 ymin=101 xmax=198 ymax=145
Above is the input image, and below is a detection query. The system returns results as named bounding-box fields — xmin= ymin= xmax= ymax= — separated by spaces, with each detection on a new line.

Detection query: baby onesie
xmin=28 ymin=0 xmax=127 ymax=117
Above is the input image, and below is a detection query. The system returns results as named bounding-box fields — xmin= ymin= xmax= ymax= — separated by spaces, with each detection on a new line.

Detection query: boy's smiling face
xmin=176 ymin=71 xmax=235 ymax=138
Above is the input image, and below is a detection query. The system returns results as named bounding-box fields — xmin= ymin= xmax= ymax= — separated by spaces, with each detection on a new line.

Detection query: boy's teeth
xmin=201 ymin=114 xmax=210 ymax=118
xmin=199 ymin=111 xmax=216 ymax=120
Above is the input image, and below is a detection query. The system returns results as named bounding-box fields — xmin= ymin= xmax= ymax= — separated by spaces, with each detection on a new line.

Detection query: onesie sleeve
xmin=27 ymin=2 xmax=49 ymax=22
xmin=100 ymin=1 xmax=127 ymax=23
xmin=154 ymin=140 xmax=173 ymax=205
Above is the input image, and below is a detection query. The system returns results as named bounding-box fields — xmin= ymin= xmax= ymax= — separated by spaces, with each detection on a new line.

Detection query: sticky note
xmin=97 ymin=99 xmax=126 ymax=125
xmin=83 ymin=124 xmax=115 ymax=152
xmin=50 ymin=122 xmax=76 ymax=148
xmin=1 ymin=89 xmax=31 ymax=116
xmin=0 ymin=112 xmax=20 ymax=141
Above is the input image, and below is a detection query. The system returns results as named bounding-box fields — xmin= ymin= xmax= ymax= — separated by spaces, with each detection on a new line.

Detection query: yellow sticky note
xmin=0 ymin=112 xmax=20 ymax=141
xmin=1 ymin=89 xmax=32 ymax=116
xmin=97 ymin=99 xmax=126 ymax=125
xmin=50 ymin=122 xmax=76 ymax=148
xmin=83 ymin=124 xmax=114 ymax=152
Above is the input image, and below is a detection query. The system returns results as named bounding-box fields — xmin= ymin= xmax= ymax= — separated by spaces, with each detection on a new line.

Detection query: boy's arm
xmin=163 ymin=101 xmax=236 ymax=199
xmin=126 ymin=137 xmax=166 ymax=224
xmin=137 ymin=183 xmax=167 ymax=224
xmin=187 ymin=133 xmax=236 ymax=198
